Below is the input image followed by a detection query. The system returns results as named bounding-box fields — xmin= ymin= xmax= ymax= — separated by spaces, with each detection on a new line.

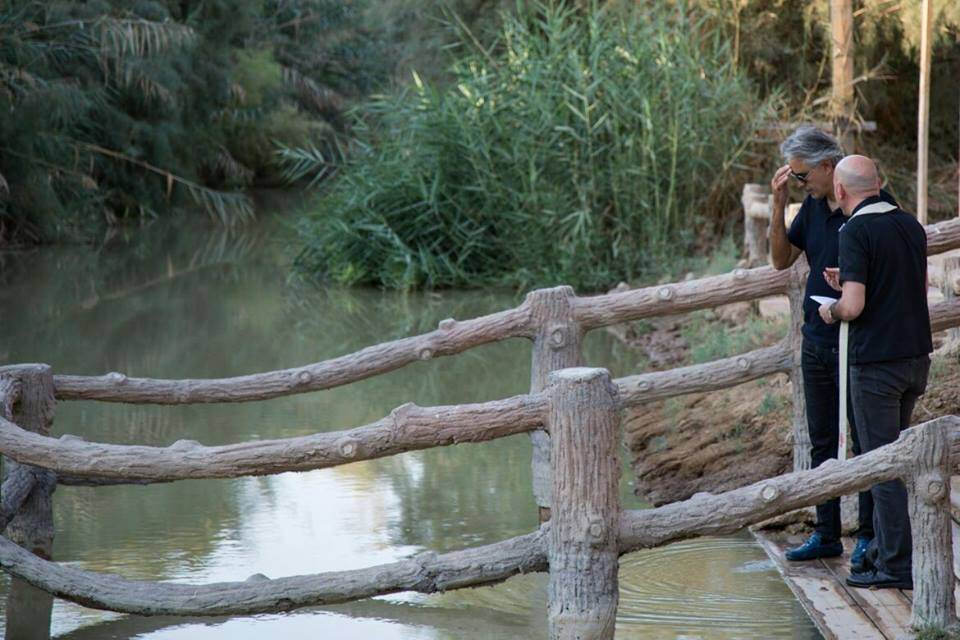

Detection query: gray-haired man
xmin=769 ymin=127 xmax=895 ymax=568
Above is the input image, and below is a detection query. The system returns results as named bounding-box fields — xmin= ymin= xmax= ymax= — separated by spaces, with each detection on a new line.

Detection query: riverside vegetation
xmin=293 ymin=0 xmax=960 ymax=291
xmin=2 ymin=0 xmax=959 ymax=293
xmin=295 ymin=1 xmax=774 ymax=291
xmin=0 ymin=0 xmax=385 ymax=242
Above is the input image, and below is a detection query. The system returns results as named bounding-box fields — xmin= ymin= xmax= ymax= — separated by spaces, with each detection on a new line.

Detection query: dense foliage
xmin=0 ymin=0 xmax=384 ymax=243
xmin=698 ymin=0 xmax=960 ymax=212
xmin=295 ymin=2 xmax=773 ymax=290
xmin=5 ymin=0 xmax=959 ymax=290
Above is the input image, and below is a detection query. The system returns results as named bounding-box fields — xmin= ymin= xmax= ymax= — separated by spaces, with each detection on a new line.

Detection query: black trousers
xmin=801 ymin=339 xmax=874 ymax=542
xmin=850 ymin=355 xmax=930 ymax=579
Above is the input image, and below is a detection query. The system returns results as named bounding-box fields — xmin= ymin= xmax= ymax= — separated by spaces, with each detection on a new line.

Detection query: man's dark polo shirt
xmin=839 ymin=195 xmax=932 ymax=365
xmin=787 ymin=189 xmax=897 ymax=347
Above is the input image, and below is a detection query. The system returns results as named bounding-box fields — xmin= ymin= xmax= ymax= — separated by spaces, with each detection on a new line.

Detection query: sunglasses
xmin=790 ymin=169 xmax=811 ymax=184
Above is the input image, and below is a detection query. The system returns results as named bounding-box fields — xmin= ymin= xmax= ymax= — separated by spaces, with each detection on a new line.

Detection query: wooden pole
xmin=830 ymin=0 xmax=855 ymax=149
xmin=1 ymin=364 xmax=56 ymax=640
xmin=527 ymin=286 xmax=585 ymax=523
xmin=547 ymin=367 xmax=620 ymax=640
xmin=907 ymin=416 xmax=957 ymax=629
xmin=918 ymin=0 xmax=934 ymax=224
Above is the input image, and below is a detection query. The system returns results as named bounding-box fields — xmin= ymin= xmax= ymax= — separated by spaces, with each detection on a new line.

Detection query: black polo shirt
xmin=838 ymin=195 xmax=932 ymax=365
xmin=787 ymin=189 xmax=898 ymax=347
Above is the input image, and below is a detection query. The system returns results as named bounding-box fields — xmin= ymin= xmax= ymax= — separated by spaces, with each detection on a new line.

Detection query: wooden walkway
xmin=753 ymin=529 xmax=916 ymax=640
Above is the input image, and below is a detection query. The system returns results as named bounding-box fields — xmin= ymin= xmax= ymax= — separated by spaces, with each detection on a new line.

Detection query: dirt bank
xmin=623 ymin=319 xmax=960 ymax=507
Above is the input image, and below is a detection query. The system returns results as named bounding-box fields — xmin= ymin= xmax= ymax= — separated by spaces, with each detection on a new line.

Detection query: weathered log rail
xmin=48 ymin=266 xmax=795 ymax=405
xmin=0 ymin=394 xmax=547 ymax=482
xmin=8 ymin=297 xmax=960 ymax=485
xmin=1 ymin=408 xmax=957 ymax=628
xmin=4 ymin=215 xmax=960 ymax=638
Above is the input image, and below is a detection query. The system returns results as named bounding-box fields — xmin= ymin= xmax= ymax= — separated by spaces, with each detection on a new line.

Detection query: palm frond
xmin=210 ymin=148 xmax=255 ymax=185
xmin=85 ymin=144 xmax=254 ymax=225
xmin=275 ymin=140 xmax=344 ymax=188
xmin=210 ymin=107 xmax=265 ymax=124
xmin=184 ymin=182 xmax=255 ymax=226
xmin=114 ymin=60 xmax=175 ymax=104
xmin=0 ymin=54 xmax=55 ymax=103
xmin=281 ymin=66 xmax=344 ymax=114
xmin=96 ymin=18 xmax=197 ymax=60
xmin=95 ymin=18 xmax=196 ymax=99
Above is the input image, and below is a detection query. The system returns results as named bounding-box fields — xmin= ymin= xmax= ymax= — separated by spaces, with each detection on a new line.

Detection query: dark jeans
xmin=850 ymin=355 xmax=930 ymax=579
xmin=801 ymin=339 xmax=874 ymax=542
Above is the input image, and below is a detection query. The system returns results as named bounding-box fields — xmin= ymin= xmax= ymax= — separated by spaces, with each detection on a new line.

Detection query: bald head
xmin=834 ymin=155 xmax=881 ymax=214
xmin=835 ymin=155 xmax=880 ymax=197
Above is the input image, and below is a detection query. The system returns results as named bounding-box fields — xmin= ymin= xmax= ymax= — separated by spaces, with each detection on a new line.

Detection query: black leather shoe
xmin=845 ymin=569 xmax=912 ymax=590
xmin=785 ymin=533 xmax=843 ymax=561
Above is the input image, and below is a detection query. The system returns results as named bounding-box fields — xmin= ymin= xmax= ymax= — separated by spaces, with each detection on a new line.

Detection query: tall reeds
xmin=296 ymin=1 xmax=774 ymax=290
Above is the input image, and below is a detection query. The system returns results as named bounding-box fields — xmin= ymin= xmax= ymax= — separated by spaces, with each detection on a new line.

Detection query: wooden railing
xmin=4 ymin=214 xmax=960 ymax=638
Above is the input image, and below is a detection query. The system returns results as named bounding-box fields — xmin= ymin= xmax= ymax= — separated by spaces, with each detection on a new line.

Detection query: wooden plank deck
xmin=752 ymin=529 xmax=914 ymax=640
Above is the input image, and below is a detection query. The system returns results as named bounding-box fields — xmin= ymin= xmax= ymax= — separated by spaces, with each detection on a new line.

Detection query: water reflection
xmin=0 ymin=213 xmax=818 ymax=639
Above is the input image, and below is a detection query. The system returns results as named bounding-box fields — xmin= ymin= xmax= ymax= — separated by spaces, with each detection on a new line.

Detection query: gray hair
xmin=780 ymin=126 xmax=844 ymax=166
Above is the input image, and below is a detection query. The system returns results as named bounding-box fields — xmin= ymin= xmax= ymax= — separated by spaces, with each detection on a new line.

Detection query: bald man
xmin=819 ymin=155 xmax=932 ymax=590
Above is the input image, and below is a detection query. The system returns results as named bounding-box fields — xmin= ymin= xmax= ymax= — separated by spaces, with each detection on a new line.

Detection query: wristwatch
xmin=828 ymin=302 xmax=839 ymax=322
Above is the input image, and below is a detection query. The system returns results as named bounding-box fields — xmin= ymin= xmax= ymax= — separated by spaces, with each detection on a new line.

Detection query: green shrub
xmin=0 ymin=0 xmax=385 ymax=244
xmin=295 ymin=1 xmax=774 ymax=290
xmin=757 ymin=392 xmax=782 ymax=416
xmin=682 ymin=311 xmax=786 ymax=364
xmin=232 ymin=48 xmax=285 ymax=107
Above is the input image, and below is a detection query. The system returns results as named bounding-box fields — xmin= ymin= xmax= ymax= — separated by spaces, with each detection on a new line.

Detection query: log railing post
xmin=942 ymin=256 xmax=960 ymax=346
xmin=547 ymin=367 xmax=620 ymax=640
xmin=0 ymin=375 xmax=17 ymax=482
xmin=784 ymin=258 xmax=811 ymax=472
xmin=742 ymin=184 xmax=771 ymax=267
xmin=1 ymin=364 xmax=57 ymax=640
xmin=527 ymin=286 xmax=585 ymax=522
xmin=907 ymin=417 xmax=958 ymax=631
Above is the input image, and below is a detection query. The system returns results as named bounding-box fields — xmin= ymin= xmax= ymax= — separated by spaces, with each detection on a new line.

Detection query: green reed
xmin=296 ymin=1 xmax=774 ymax=290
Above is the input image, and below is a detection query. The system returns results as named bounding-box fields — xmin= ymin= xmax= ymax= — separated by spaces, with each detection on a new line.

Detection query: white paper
xmin=810 ymin=295 xmax=838 ymax=306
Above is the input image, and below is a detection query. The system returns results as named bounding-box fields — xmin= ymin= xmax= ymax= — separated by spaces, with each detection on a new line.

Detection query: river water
xmin=0 ymin=212 xmax=820 ymax=639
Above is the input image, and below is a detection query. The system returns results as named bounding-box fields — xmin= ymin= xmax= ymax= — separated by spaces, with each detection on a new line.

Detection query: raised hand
xmin=771 ymin=164 xmax=791 ymax=210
